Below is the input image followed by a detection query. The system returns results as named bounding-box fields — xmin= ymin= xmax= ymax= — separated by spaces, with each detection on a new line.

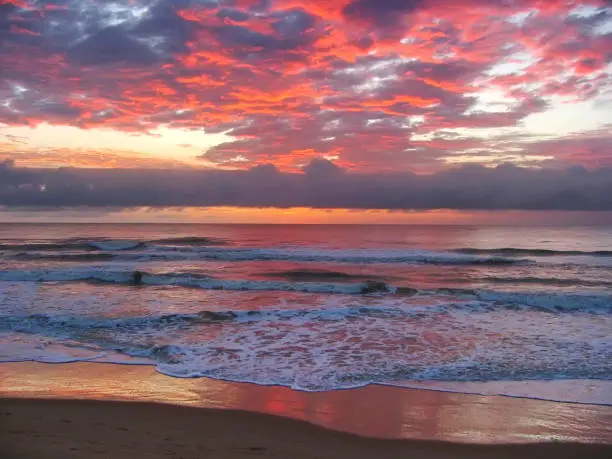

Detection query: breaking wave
xmin=456 ymin=247 xmax=612 ymax=257
xmin=0 ymin=268 xmax=396 ymax=295
xmin=2 ymin=244 xmax=530 ymax=266
xmin=151 ymin=236 xmax=227 ymax=245
xmin=1 ymin=300 xmax=610 ymax=395
xmin=1 ymin=267 xmax=611 ymax=312
xmin=480 ymin=276 xmax=612 ymax=288
xmin=14 ymin=253 xmax=117 ymax=262
xmin=139 ymin=247 xmax=526 ymax=265
xmin=259 ymin=269 xmax=391 ymax=282
xmin=0 ymin=236 xmax=227 ymax=252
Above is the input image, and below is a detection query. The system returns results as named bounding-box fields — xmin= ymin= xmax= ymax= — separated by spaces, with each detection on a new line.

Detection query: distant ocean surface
xmin=1 ymin=223 xmax=611 ymax=405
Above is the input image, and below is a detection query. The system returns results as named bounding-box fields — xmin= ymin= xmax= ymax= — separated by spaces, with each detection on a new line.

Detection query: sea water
xmin=0 ymin=223 xmax=610 ymax=405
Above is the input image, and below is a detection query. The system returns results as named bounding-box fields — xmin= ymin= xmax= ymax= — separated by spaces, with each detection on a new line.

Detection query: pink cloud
xmin=0 ymin=0 xmax=610 ymax=171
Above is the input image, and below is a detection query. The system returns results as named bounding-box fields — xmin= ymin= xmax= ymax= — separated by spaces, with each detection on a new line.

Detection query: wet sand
xmin=2 ymin=397 xmax=612 ymax=459
xmin=0 ymin=362 xmax=611 ymax=458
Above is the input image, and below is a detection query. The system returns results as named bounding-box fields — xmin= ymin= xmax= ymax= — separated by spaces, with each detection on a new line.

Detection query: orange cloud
xmin=0 ymin=0 xmax=610 ymax=172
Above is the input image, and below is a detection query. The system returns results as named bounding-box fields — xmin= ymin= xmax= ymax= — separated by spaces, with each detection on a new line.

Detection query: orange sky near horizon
xmin=2 ymin=207 xmax=612 ymax=226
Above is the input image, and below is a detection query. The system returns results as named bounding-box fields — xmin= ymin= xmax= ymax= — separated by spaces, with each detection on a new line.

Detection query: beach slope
xmin=2 ymin=398 xmax=612 ymax=459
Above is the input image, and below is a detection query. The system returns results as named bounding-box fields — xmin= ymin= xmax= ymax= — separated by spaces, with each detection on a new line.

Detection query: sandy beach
xmin=3 ymin=397 xmax=612 ymax=459
xmin=1 ymin=362 xmax=612 ymax=458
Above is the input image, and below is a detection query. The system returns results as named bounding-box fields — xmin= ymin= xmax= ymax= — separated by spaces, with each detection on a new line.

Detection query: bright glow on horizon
xmin=2 ymin=207 xmax=612 ymax=226
xmin=0 ymin=124 xmax=232 ymax=167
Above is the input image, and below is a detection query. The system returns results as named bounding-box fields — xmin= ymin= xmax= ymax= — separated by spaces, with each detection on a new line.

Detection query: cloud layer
xmin=1 ymin=0 xmax=611 ymax=173
xmin=2 ymin=160 xmax=611 ymax=211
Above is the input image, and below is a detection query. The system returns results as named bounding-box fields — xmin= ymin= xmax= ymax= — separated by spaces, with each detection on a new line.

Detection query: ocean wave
xmin=0 ymin=268 xmax=396 ymax=295
xmin=259 ymin=269 xmax=391 ymax=282
xmin=0 ymin=236 xmax=226 ymax=252
xmin=471 ymin=290 xmax=612 ymax=312
xmin=85 ymin=333 xmax=612 ymax=392
xmin=479 ymin=276 xmax=612 ymax=288
xmin=1 ymin=238 xmax=532 ymax=265
xmin=418 ymin=289 xmax=612 ymax=313
xmin=86 ymin=240 xmax=144 ymax=251
xmin=151 ymin=236 xmax=227 ymax=246
xmin=4 ymin=248 xmax=527 ymax=266
xmin=456 ymin=247 xmax=612 ymax=257
xmin=143 ymin=247 xmax=527 ymax=265
xmin=1 ymin=265 xmax=611 ymax=313
xmin=0 ymin=239 xmax=142 ymax=252
xmin=4 ymin=297 xmax=611 ymax=339
xmin=2 ymin=266 xmax=612 ymax=310
xmin=14 ymin=252 xmax=117 ymax=262
xmin=10 ymin=251 xmax=180 ymax=262
xmin=0 ymin=242 xmax=92 ymax=251
xmin=0 ymin=306 xmax=407 ymax=333
xmin=3 ymin=238 xmax=611 ymax=266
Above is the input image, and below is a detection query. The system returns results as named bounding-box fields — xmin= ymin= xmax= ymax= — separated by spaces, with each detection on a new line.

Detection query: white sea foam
xmin=0 ymin=332 xmax=109 ymax=364
xmin=1 ymin=294 xmax=610 ymax=402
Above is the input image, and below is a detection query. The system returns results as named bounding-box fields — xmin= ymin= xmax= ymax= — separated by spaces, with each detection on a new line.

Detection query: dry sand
xmin=2 ymin=397 xmax=612 ymax=459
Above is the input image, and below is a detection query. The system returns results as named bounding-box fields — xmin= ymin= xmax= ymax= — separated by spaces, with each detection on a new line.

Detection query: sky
xmin=0 ymin=0 xmax=611 ymax=223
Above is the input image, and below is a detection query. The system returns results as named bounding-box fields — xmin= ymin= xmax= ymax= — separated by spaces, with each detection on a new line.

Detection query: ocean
xmin=0 ymin=223 xmax=611 ymax=405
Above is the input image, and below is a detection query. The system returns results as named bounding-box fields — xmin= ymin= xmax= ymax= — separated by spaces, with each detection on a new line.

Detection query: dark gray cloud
xmin=526 ymin=131 xmax=612 ymax=168
xmin=271 ymin=9 xmax=316 ymax=36
xmin=0 ymin=3 xmax=16 ymax=45
xmin=343 ymin=0 xmax=424 ymax=29
xmin=1 ymin=160 xmax=611 ymax=210
xmin=210 ymin=8 xmax=320 ymax=60
xmin=132 ymin=0 xmax=199 ymax=55
xmin=3 ymin=0 xmax=198 ymax=67
xmin=67 ymin=27 xmax=160 ymax=66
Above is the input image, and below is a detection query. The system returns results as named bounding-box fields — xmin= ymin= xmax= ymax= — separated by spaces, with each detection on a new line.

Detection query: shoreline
xmin=1 ymin=362 xmax=611 ymax=444
xmin=3 ymin=397 xmax=612 ymax=459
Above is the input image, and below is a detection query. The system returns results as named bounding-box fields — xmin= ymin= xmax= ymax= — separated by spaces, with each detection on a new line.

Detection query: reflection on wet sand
xmin=1 ymin=362 xmax=610 ymax=444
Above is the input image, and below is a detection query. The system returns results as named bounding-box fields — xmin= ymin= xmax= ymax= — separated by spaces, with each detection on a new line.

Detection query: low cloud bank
xmin=1 ymin=159 xmax=611 ymax=211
